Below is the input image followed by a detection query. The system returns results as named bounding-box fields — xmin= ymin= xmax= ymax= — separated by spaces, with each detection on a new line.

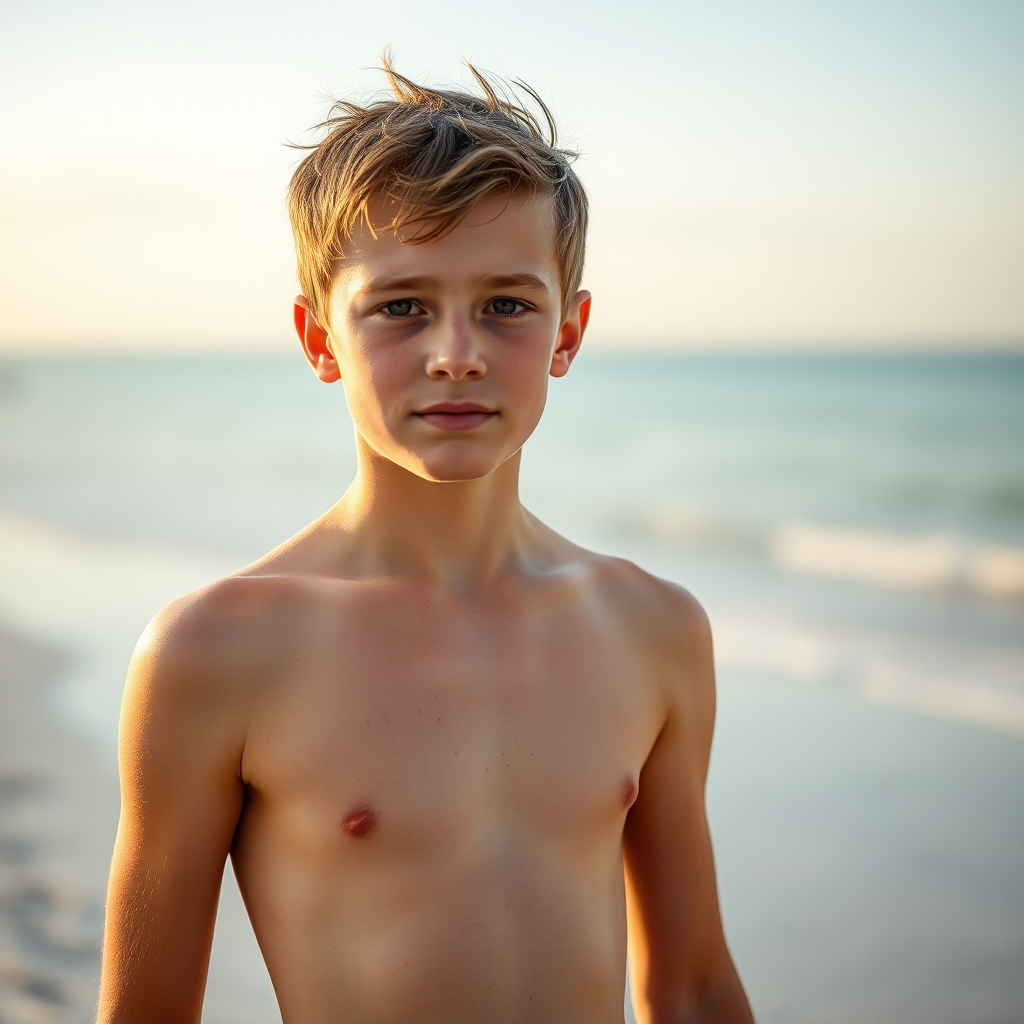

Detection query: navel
xmin=621 ymin=775 xmax=639 ymax=810
xmin=341 ymin=804 xmax=378 ymax=837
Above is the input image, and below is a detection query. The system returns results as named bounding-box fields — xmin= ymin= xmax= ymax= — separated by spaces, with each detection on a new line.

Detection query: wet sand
xmin=711 ymin=670 xmax=1024 ymax=1024
xmin=1 ymin=570 xmax=1021 ymax=1023
xmin=0 ymin=625 xmax=116 ymax=1022
xmin=0 ymin=623 xmax=282 ymax=1023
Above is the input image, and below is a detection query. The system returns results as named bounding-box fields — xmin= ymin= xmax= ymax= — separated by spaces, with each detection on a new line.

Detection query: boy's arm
xmin=98 ymin=599 xmax=249 ymax=1023
xmin=623 ymin=592 xmax=754 ymax=1024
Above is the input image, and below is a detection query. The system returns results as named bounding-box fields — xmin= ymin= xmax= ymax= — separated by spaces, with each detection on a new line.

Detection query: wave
xmin=631 ymin=503 xmax=1024 ymax=599
xmin=2 ymin=513 xmax=1021 ymax=750
xmin=858 ymin=665 xmax=1024 ymax=739
xmin=768 ymin=522 xmax=1024 ymax=598
xmin=712 ymin=610 xmax=1024 ymax=739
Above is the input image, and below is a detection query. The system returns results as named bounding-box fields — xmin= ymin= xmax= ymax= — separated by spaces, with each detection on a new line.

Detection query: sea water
xmin=0 ymin=352 xmax=1022 ymax=1022
xmin=2 ymin=353 xmax=1022 ymax=738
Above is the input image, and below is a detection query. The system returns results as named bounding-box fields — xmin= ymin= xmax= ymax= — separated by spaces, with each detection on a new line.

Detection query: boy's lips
xmin=414 ymin=402 xmax=497 ymax=431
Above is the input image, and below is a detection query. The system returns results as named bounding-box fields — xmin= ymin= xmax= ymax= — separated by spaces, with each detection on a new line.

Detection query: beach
xmin=0 ymin=625 xmax=114 ymax=1021
xmin=2 ymin=546 xmax=1022 ymax=1024
xmin=0 ymin=352 xmax=1021 ymax=1021
xmin=0 ymin=518 xmax=281 ymax=1023
xmin=0 ymin=622 xmax=282 ymax=1024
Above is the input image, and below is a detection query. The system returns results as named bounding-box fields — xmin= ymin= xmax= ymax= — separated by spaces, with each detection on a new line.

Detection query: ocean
xmin=0 ymin=351 xmax=1022 ymax=1022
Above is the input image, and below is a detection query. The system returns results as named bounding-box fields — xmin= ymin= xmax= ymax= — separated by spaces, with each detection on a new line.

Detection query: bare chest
xmin=240 ymin=592 xmax=659 ymax=857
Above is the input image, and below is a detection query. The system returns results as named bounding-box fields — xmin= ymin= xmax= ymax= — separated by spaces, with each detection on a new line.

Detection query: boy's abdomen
xmin=236 ymin=823 xmax=629 ymax=1023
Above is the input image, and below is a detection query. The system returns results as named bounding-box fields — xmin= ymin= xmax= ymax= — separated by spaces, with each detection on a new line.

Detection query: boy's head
xmin=288 ymin=62 xmax=591 ymax=485
xmin=288 ymin=60 xmax=588 ymax=329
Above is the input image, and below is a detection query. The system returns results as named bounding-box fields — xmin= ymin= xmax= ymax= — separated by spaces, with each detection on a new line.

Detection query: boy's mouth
xmin=414 ymin=402 xmax=497 ymax=431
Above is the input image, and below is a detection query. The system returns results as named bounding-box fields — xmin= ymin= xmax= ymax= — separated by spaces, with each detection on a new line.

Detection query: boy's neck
xmin=327 ymin=441 xmax=538 ymax=593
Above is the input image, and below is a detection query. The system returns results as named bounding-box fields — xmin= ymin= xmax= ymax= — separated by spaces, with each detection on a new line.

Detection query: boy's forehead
xmin=333 ymin=193 xmax=559 ymax=297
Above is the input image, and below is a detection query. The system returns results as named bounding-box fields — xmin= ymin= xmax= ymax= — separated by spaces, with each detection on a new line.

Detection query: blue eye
xmin=383 ymin=300 xmax=415 ymax=317
xmin=491 ymin=298 xmax=522 ymax=315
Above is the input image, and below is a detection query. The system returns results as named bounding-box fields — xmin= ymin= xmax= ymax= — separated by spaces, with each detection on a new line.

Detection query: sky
xmin=1 ymin=0 xmax=1022 ymax=352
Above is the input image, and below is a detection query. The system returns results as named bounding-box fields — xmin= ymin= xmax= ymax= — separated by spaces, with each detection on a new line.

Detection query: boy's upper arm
xmin=99 ymin=591 xmax=253 ymax=1023
xmin=622 ymin=586 xmax=753 ymax=1024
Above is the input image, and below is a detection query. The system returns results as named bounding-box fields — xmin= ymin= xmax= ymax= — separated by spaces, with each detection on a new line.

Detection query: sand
xmin=0 ymin=625 xmax=117 ymax=1022
xmin=1 ymin=534 xmax=1021 ymax=1023
xmin=0 ymin=622 xmax=285 ymax=1023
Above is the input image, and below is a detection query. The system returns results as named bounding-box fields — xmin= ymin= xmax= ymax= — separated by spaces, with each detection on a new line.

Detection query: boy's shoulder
xmin=126 ymin=572 xmax=310 ymax=712
xmin=130 ymin=529 xmax=712 ymax=715
xmin=130 ymin=521 xmax=353 ymax=689
xmin=579 ymin=547 xmax=713 ymax=673
xmin=524 ymin=527 xmax=714 ymax=705
xmin=585 ymin=547 xmax=708 ymax=625
xmin=573 ymin=548 xmax=717 ymax=749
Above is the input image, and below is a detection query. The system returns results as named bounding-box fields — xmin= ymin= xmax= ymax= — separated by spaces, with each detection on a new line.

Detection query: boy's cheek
xmin=342 ymin=376 xmax=398 ymax=435
xmin=333 ymin=334 xmax=403 ymax=394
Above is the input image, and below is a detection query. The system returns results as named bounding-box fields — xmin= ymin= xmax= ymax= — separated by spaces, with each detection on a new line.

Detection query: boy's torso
xmin=212 ymin=544 xmax=674 ymax=1024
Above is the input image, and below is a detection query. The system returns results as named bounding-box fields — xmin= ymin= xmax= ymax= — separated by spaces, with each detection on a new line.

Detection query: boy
xmin=98 ymin=64 xmax=754 ymax=1024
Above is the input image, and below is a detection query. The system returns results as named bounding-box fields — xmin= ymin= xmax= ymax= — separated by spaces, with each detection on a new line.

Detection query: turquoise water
xmin=533 ymin=353 xmax=1024 ymax=542
xmin=3 ymin=352 xmax=1021 ymax=713
xmin=1 ymin=352 xmax=1022 ymax=1022
xmin=2 ymin=352 xmax=1022 ymax=550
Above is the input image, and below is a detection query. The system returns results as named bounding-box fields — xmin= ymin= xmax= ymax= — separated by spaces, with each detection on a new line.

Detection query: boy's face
xmin=295 ymin=193 xmax=590 ymax=483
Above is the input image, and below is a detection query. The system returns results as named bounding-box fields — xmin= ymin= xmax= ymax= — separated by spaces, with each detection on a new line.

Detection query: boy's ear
xmin=294 ymin=296 xmax=341 ymax=383
xmin=549 ymin=290 xmax=591 ymax=379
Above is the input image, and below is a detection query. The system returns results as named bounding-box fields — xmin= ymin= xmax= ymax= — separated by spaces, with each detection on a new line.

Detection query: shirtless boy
xmin=98 ymin=65 xmax=754 ymax=1024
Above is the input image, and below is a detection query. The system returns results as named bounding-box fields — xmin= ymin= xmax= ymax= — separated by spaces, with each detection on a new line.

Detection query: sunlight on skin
xmin=98 ymin=193 xmax=752 ymax=1024
xmin=291 ymin=194 xmax=591 ymax=588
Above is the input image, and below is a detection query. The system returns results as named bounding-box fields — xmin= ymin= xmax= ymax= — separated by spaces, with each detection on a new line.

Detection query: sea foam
xmin=713 ymin=610 xmax=1024 ymax=739
xmin=2 ymin=513 xmax=1021 ymax=748
xmin=768 ymin=522 xmax=1024 ymax=598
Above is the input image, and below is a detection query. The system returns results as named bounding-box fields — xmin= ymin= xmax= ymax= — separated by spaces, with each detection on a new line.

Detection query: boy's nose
xmin=424 ymin=321 xmax=487 ymax=381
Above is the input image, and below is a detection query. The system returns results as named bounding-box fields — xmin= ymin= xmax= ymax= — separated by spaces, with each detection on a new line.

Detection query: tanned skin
xmin=98 ymin=194 xmax=754 ymax=1024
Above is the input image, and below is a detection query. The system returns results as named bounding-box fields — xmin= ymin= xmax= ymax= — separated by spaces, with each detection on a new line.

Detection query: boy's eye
xmin=382 ymin=300 xmax=419 ymax=317
xmin=490 ymin=298 xmax=525 ymax=316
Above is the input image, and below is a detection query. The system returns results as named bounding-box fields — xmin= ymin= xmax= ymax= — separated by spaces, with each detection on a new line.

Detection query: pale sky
xmin=1 ymin=0 xmax=1022 ymax=352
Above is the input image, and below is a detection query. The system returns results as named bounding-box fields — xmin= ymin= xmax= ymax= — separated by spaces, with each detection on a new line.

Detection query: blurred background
xmin=1 ymin=1 xmax=1022 ymax=1022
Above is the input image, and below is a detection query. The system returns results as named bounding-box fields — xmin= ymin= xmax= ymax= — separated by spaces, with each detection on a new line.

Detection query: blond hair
xmin=288 ymin=60 xmax=588 ymax=326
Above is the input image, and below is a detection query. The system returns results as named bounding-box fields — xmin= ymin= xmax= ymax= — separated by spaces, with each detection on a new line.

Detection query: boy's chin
xmin=410 ymin=460 xmax=502 ymax=484
xmin=400 ymin=447 xmax=511 ymax=484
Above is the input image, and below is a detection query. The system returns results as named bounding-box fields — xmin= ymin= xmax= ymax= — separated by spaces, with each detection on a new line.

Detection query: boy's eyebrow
xmin=363 ymin=275 xmax=437 ymax=293
xmin=479 ymin=273 xmax=550 ymax=291
xmin=362 ymin=272 xmax=550 ymax=294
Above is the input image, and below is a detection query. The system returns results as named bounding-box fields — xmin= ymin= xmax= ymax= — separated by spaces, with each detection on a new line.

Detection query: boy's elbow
xmin=690 ymin=976 xmax=755 ymax=1024
xmin=640 ymin=969 xmax=755 ymax=1024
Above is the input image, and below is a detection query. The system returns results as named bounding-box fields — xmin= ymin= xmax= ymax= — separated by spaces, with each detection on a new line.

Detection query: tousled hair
xmin=288 ymin=58 xmax=588 ymax=326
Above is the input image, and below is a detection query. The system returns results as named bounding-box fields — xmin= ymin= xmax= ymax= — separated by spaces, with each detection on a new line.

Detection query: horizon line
xmin=3 ymin=339 xmax=1024 ymax=361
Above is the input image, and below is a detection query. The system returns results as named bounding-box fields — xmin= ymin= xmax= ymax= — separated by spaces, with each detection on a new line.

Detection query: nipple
xmin=621 ymin=775 xmax=639 ymax=810
xmin=341 ymin=804 xmax=378 ymax=837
